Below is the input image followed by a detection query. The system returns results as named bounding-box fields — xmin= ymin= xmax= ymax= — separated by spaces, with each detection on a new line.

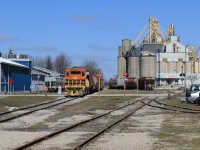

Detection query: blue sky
xmin=0 ymin=0 xmax=200 ymax=79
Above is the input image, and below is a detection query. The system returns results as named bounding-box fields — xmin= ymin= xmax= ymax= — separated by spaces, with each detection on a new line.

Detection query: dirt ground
xmin=1 ymin=90 xmax=200 ymax=149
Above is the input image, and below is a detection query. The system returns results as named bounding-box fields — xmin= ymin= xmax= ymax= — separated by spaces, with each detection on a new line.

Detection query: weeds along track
xmin=145 ymin=99 xmax=200 ymax=114
xmin=14 ymin=96 xmax=157 ymax=150
xmin=0 ymin=97 xmax=77 ymax=123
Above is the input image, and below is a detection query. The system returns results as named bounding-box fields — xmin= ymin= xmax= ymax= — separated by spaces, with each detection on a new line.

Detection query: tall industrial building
xmin=116 ymin=17 xmax=200 ymax=88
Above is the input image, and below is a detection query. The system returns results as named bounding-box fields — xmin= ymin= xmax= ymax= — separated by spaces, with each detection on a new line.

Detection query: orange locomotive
xmin=65 ymin=66 xmax=103 ymax=96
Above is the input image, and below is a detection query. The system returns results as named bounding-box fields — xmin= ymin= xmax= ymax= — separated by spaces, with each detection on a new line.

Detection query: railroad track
xmin=14 ymin=96 xmax=155 ymax=150
xmin=153 ymin=100 xmax=200 ymax=112
xmin=13 ymin=97 xmax=200 ymax=150
xmin=0 ymin=97 xmax=77 ymax=123
xmin=145 ymin=99 xmax=200 ymax=114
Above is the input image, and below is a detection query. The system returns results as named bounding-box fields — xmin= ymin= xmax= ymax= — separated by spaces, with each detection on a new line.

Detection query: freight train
xmin=109 ymin=76 xmax=155 ymax=90
xmin=65 ymin=67 xmax=104 ymax=96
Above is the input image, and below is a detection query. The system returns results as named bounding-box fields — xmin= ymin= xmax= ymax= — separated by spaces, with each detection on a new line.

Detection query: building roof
xmin=32 ymin=68 xmax=50 ymax=76
xmin=0 ymin=57 xmax=28 ymax=68
xmin=32 ymin=66 xmax=64 ymax=77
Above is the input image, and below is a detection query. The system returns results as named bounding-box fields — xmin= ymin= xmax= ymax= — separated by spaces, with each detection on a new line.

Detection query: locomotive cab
xmin=65 ymin=67 xmax=88 ymax=96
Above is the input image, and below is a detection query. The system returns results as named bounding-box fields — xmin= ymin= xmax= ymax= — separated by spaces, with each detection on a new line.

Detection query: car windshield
xmin=70 ymin=71 xmax=81 ymax=74
xmin=191 ymin=85 xmax=200 ymax=92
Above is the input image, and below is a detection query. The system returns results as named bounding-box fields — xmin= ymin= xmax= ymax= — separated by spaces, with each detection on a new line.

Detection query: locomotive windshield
xmin=70 ymin=71 xmax=81 ymax=74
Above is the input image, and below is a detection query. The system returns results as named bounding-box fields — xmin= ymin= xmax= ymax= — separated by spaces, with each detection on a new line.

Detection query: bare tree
xmin=45 ymin=55 xmax=54 ymax=70
xmin=82 ymin=59 xmax=103 ymax=76
xmin=187 ymin=74 xmax=198 ymax=85
xmin=31 ymin=56 xmax=46 ymax=68
xmin=54 ymin=53 xmax=72 ymax=74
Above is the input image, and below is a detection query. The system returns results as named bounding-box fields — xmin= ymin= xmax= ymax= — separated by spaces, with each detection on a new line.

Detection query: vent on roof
xmin=19 ymin=54 xmax=28 ymax=59
xmin=8 ymin=54 xmax=17 ymax=58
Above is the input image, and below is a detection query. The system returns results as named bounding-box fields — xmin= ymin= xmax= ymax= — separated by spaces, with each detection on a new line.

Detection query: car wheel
xmin=196 ymin=97 xmax=200 ymax=105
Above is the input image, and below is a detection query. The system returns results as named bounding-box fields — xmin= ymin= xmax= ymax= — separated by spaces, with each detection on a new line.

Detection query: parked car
xmin=186 ymin=84 xmax=200 ymax=104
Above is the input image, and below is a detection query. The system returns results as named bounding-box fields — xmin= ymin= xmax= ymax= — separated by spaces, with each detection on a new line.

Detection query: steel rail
xmin=0 ymin=97 xmax=67 ymax=116
xmin=153 ymin=100 xmax=200 ymax=111
xmin=144 ymin=102 xmax=200 ymax=114
xmin=14 ymin=97 xmax=146 ymax=150
xmin=0 ymin=98 xmax=76 ymax=123
xmin=73 ymin=97 xmax=156 ymax=150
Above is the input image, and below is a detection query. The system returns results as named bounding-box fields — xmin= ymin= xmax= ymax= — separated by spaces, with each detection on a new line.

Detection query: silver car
xmin=186 ymin=84 xmax=200 ymax=103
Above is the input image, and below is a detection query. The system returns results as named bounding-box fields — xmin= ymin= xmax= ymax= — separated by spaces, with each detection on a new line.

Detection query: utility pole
xmin=123 ymin=71 xmax=127 ymax=97
xmin=184 ymin=46 xmax=187 ymax=92
xmin=181 ymin=66 xmax=183 ymax=91
xmin=137 ymin=76 xmax=139 ymax=94
xmin=37 ymin=74 xmax=40 ymax=93
xmin=97 ymin=73 xmax=101 ymax=98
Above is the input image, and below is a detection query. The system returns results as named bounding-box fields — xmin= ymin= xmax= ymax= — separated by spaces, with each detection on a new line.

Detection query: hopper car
xmin=65 ymin=67 xmax=104 ymax=96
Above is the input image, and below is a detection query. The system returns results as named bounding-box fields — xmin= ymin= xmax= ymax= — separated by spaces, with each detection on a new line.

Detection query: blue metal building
xmin=7 ymin=54 xmax=31 ymax=92
xmin=0 ymin=57 xmax=31 ymax=93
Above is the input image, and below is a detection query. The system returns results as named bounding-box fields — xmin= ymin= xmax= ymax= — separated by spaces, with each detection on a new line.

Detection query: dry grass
xmin=0 ymin=96 xmax=59 ymax=112
xmin=28 ymin=96 xmax=135 ymax=130
xmin=152 ymin=97 xmax=200 ymax=150
xmin=99 ymin=89 xmax=154 ymax=94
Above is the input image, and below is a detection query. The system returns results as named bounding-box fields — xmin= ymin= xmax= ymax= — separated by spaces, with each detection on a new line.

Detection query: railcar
xmin=138 ymin=77 xmax=155 ymax=90
xmin=65 ymin=67 xmax=104 ymax=97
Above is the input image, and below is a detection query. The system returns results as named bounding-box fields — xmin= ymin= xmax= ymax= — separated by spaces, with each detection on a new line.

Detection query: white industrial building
xmin=114 ymin=17 xmax=200 ymax=89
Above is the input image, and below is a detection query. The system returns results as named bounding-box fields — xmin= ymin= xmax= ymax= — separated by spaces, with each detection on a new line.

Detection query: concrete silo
xmin=139 ymin=54 xmax=156 ymax=90
xmin=118 ymin=57 xmax=126 ymax=78
xmin=122 ymin=39 xmax=131 ymax=56
xmin=118 ymin=46 xmax=122 ymax=57
xmin=140 ymin=55 xmax=157 ymax=77
xmin=128 ymin=56 xmax=139 ymax=78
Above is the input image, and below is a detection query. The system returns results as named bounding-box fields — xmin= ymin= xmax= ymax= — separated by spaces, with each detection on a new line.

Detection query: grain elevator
xmin=111 ymin=17 xmax=200 ymax=89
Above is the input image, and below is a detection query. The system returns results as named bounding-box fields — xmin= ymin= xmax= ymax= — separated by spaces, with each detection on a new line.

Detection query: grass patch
xmin=167 ymin=97 xmax=200 ymax=111
xmin=0 ymin=96 xmax=59 ymax=112
xmin=152 ymin=96 xmax=200 ymax=150
xmin=153 ymin=123 xmax=200 ymax=149
xmin=99 ymin=89 xmax=153 ymax=94
xmin=29 ymin=96 xmax=136 ymax=130
xmin=59 ymin=96 xmax=134 ymax=115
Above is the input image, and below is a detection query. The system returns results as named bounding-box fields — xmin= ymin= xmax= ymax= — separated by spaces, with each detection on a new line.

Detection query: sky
xmin=0 ymin=0 xmax=200 ymax=79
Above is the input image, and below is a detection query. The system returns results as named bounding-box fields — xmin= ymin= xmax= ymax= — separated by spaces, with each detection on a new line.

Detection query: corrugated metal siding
xmin=186 ymin=62 xmax=191 ymax=73
xmin=1 ymin=64 xmax=31 ymax=92
xmin=168 ymin=62 xmax=174 ymax=73
xmin=11 ymin=66 xmax=31 ymax=91
xmin=142 ymin=44 xmax=164 ymax=53
xmin=195 ymin=62 xmax=199 ymax=73
xmin=166 ymin=62 xmax=168 ymax=73
xmin=177 ymin=62 xmax=183 ymax=73
xmin=199 ymin=62 xmax=200 ymax=73
xmin=157 ymin=62 xmax=166 ymax=73
xmin=174 ymin=62 xmax=177 ymax=73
